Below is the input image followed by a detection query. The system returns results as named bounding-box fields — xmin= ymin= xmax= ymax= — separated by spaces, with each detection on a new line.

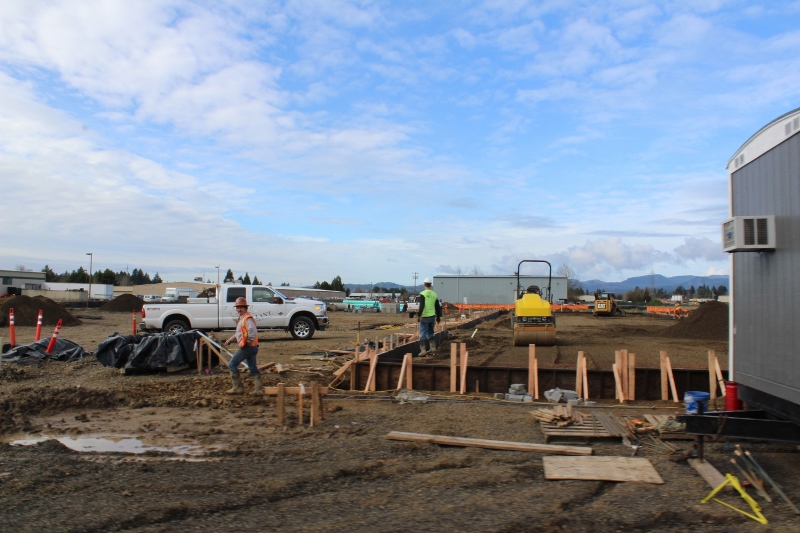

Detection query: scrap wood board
xmin=543 ymin=456 xmax=664 ymax=484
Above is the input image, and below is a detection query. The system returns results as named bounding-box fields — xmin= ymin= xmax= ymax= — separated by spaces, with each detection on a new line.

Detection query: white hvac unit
xmin=722 ymin=215 xmax=776 ymax=252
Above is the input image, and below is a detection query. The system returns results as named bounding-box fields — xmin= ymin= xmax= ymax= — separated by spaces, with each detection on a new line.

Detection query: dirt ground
xmin=1 ymin=303 xmax=799 ymax=532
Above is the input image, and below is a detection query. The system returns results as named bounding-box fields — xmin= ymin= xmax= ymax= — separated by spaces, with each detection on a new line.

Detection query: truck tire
xmin=289 ymin=316 xmax=315 ymax=340
xmin=164 ymin=318 xmax=189 ymax=334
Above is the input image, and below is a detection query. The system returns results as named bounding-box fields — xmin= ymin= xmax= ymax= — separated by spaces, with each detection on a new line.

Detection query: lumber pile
xmin=530 ymin=405 xmax=585 ymax=427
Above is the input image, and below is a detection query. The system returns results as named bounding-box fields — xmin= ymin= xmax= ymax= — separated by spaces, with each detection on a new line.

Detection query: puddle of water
xmin=10 ymin=435 xmax=206 ymax=456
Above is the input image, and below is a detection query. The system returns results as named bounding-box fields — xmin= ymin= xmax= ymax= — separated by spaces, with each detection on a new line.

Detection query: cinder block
xmin=509 ymin=383 xmax=526 ymax=391
xmin=504 ymin=393 xmax=524 ymax=402
xmin=523 ymin=395 xmax=533 ymax=403
xmin=493 ymin=393 xmax=505 ymax=399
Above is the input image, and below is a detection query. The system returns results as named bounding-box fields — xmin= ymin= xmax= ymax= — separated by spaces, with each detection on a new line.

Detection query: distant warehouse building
xmin=432 ymin=275 xmax=568 ymax=305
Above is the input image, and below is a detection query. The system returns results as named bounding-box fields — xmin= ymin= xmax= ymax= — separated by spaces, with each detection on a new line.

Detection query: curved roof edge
xmin=727 ymin=106 xmax=800 ymax=173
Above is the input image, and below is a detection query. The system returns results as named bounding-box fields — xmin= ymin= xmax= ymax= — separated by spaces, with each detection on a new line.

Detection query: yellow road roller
xmin=512 ymin=260 xmax=556 ymax=346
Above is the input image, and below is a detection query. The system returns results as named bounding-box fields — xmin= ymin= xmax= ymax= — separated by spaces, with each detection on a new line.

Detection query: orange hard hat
xmin=234 ymin=297 xmax=249 ymax=308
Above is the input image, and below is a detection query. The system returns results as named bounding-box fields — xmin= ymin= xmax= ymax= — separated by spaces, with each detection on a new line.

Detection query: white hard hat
xmin=423 ymin=278 xmax=432 ymax=284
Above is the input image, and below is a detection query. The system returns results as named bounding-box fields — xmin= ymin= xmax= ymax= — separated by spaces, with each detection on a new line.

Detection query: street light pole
xmin=215 ymin=266 xmax=220 ymax=285
xmin=86 ymin=252 xmax=93 ymax=308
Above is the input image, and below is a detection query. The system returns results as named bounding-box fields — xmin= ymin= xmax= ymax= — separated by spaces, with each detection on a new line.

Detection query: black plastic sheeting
xmin=1 ymin=338 xmax=87 ymax=365
xmin=96 ymin=331 xmax=199 ymax=371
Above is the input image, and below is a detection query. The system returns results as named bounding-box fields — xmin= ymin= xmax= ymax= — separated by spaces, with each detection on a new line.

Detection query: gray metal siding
xmin=732 ymin=132 xmax=800 ymax=405
xmin=432 ymin=276 xmax=568 ymax=305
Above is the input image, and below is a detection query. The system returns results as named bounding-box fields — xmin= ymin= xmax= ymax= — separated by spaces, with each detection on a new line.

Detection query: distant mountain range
xmin=340 ymin=274 xmax=729 ymax=294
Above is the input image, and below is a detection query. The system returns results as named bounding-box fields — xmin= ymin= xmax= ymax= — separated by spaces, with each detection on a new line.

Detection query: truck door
xmin=250 ymin=286 xmax=287 ymax=328
xmin=221 ymin=287 xmax=247 ymax=328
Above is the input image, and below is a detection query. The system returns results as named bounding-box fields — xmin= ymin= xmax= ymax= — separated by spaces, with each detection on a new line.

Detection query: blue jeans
xmin=420 ymin=316 xmax=436 ymax=348
xmin=228 ymin=345 xmax=260 ymax=375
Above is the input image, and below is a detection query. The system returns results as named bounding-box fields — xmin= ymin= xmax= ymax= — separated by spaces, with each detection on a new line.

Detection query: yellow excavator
xmin=593 ymin=291 xmax=626 ymax=317
xmin=512 ymin=260 xmax=556 ymax=346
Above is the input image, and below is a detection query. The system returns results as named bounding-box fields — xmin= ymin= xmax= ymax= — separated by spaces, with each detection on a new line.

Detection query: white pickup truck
xmin=139 ymin=284 xmax=329 ymax=340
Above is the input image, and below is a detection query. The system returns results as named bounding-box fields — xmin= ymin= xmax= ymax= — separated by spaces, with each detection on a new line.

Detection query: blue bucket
xmin=684 ymin=391 xmax=710 ymax=414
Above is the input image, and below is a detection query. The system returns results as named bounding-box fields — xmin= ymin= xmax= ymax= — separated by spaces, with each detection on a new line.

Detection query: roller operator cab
xmin=512 ymin=260 xmax=556 ymax=346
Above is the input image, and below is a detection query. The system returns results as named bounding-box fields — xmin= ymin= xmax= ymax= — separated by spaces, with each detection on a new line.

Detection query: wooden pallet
xmin=540 ymin=411 xmax=629 ymax=443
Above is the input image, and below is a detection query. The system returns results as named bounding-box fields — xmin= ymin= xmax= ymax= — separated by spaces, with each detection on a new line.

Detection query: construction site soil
xmin=2 ymin=301 xmax=799 ymax=532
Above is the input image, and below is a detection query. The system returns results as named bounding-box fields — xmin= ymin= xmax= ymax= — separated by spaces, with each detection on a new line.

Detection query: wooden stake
xmin=460 ymin=344 xmax=468 ymax=395
xmin=450 ymin=342 xmax=458 ymax=392
xmin=708 ymin=350 xmax=717 ymax=400
xmin=628 ymin=353 xmax=636 ymax=402
xmin=533 ymin=358 xmax=539 ymax=400
xmin=714 ymin=357 xmax=726 ymax=397
xmin=310 ymin=382 xmax=320 ymax=427
xmin=621 ymin=349 xmax=629 ymax=399
xmin=365 ymin=351 xmax=379 ymax=392
xmin=397 ymin=353 xmax=410 ymax=390
xmin=613 ymin=363 xmax=625 ymax=403
xmin=297 ymin=383 xmax=304 ymax=425
xmin=528 ymin=344 xmax=537 ymax=396
xmin=665 ymin=357 xmax=679 ymax=403
xmin=575 ymin=351 xmax=584 ymax=398
xmin=581 ymin=356 xmax=589 ymax=400
xmin=276 ymin=383 xmax=285 ymax=425
xmin=614 ymin=350 xmax=621 ymax=399
xmin=406 ymin=353 xmax=413 ymax=389
xmin=660 ymin=350 xmax=669 ymax=401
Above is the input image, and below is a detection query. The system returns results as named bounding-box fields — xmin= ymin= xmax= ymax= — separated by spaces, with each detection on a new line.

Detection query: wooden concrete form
xmin=269 ymin=382 xmax=326 ymax=427
xmin=349 ymin=358 xmax=726 ymax=400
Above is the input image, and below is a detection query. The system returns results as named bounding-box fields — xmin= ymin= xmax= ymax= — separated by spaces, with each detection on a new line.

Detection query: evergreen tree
xmin=152 ymin=272 xmax=163 ymax=284
xmin=243 ymin=272 xmax=251 ymax=284
xmin=319 ymin=281 xmax=331 ymax=290
xmin=252 ymin=276 xmax=261 ymax=285
xmin=224 ymin=269 xmax=235 ymax=283
xmin=42 ymin=265 xmax=57 ymax=282
xmin=330 ymin=276 xmax=344 ymax=291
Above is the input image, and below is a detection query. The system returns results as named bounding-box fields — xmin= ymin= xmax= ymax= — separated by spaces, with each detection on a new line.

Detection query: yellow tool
xmin=701 ymin=473 xmax=768 ymax=524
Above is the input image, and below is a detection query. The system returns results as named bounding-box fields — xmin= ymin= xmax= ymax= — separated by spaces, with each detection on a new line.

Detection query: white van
xmin=143 ymin=295 xmax=161 ymax=302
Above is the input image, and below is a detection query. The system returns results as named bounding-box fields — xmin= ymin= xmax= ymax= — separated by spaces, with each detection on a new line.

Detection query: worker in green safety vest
xmin=417 ymin=278 xmax=442 ymax=357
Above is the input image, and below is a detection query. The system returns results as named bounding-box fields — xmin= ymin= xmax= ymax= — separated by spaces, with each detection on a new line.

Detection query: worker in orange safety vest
xmin=224 ymin=297 xmax=263 ymax=395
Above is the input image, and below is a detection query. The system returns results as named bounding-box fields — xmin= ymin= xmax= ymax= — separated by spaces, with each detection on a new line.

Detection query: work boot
xmin=418 ymin=348 xmax=428 ymax=357
xmin=226 ymin=371 xmax=244 ymax=394
xmin=250 ymin=374 xmax=265 ymax=396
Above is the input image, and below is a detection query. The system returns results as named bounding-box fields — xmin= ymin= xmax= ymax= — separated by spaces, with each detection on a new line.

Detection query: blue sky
xmin=1 ymin=1 xmax=798 ymax=286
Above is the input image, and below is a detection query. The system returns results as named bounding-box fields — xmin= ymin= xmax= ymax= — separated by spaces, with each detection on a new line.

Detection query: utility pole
xmin=86 ymin=252 xmax=93 ymax=308
xmin=412 ymin=272 xmax=418 ymax=296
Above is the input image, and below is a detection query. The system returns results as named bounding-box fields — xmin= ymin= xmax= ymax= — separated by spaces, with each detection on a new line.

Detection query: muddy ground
xmin=1 ymin=305 xmax=799 ymax=532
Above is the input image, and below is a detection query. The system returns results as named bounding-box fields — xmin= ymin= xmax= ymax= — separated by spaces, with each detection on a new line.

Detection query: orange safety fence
xmin=647 ymin=306 xmax=691 ymax=316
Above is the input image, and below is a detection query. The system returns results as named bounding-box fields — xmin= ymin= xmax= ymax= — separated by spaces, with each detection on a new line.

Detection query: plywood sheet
xmin=543 ymin=456 xmax=664 ymax=484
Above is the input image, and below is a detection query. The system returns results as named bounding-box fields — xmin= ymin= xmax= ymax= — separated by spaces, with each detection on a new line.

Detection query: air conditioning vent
xmin=722 ymin=216 xmax=776 ymax=252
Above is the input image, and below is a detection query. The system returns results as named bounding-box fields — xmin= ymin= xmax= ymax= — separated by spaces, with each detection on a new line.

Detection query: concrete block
xmin=509 ymin=383 xmax=526 ymax=391
xmin=504 ymin=393 xmax=524 ymax=402
xmin=493 ymin=393 xmax=505 ymax=400
xmin=523 ymin=395 xmax=533 ymax=403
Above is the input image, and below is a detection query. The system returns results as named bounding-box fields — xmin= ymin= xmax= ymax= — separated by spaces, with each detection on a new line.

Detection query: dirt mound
xmin=0 ymin=295 xmax=81 ymax=327
xmin=100 ymin=294 xmax=144 ymax=313
xmin=663 ymin=301 xmax=728 ymax=341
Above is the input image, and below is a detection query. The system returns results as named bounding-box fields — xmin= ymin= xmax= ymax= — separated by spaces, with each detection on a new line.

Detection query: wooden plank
xmin=533 ymin=357 xmax=539 ymax=400
xmin=660 ymin=350 xmax=669 ymax=401
xmin=385 ymin=431 xmax=592 ymax=456
xmin=613 ymin=363 xmax=625 ymax=403
xmin=365 ymin=351 xmax=379 ymax=392
xmin=688 ymin=458 xmax=730 ymax=491
xmin=591 ymin=411 xmax=628 ymax=437
xmin=543 ymin=456 xmax=663 ymax=484
xmin=297 ymin=383 xmax=304 ymax=426
xmin=575 ymin=352 xmax=584 ymax=399
xmin=264 ymin=386 xmax=330 ymax=395
xmin=628 ymin=353 xmax=636 ymax=401
xmin=621 ymin=349 xmax=629 ymax=399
